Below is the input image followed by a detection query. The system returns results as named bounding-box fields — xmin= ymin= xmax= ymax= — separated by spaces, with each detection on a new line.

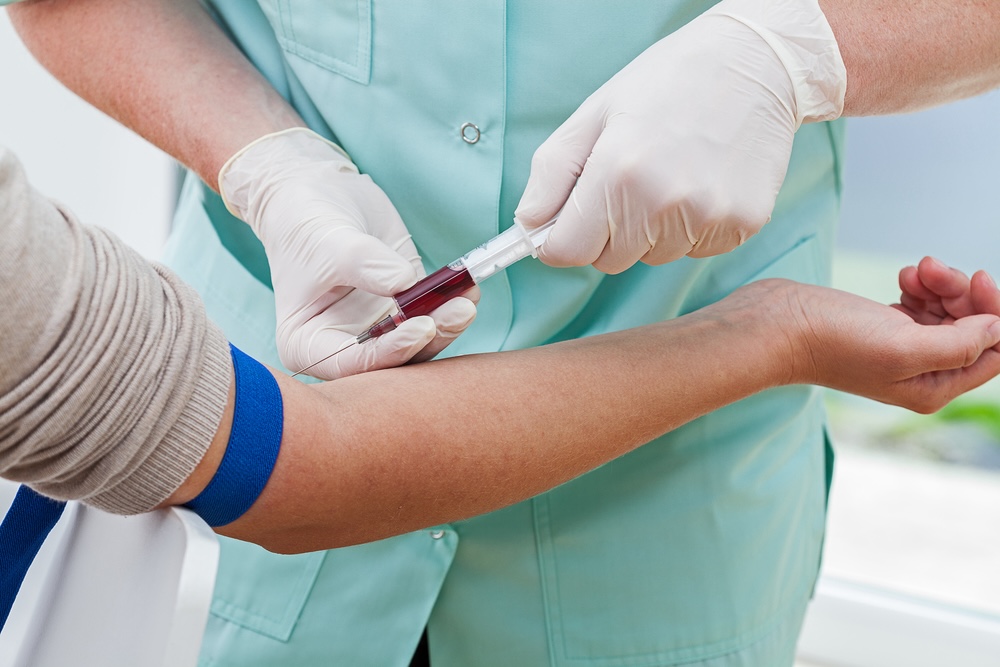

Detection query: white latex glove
xmin=515 ymin=0 xmax=847 ymax=274
xmin=219 ymin=128 xmax=478 ymax=379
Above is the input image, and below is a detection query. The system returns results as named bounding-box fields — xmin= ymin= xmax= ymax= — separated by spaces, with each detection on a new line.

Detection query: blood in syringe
xmin=395 ymin=262 xmax=477 ymax=319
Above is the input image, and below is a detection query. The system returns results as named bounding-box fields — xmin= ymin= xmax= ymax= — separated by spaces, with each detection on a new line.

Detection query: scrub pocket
xmin=257 ymin=0 xmax=373 ymax=84
xmin=210 ymin=541 xmax=326 ymax=641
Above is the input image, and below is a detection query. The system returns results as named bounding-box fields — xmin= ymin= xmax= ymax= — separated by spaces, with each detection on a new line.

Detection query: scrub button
xmin=430 ymin=529 xmax=446 ymax=540
xmin=460 ymin=122 xmax=481 ymax=144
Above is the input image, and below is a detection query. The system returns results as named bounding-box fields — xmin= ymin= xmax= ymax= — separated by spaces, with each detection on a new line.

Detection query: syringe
xmin=292 ymin=218 xmax=555 ymax=377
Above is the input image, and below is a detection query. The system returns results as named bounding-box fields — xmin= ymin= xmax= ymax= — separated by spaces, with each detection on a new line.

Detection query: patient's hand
xmin=742 ymin=272 xmax=1000 ymax=414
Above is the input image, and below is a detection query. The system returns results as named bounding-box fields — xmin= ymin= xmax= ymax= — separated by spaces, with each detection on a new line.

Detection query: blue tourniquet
xmin=0 ymin=344 xmax=282 ymax=633
xmin=184 ymin=344 xmax=284 ymax=527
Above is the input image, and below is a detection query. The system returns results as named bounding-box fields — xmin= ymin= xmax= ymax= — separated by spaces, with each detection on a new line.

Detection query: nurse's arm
xmin=7 ymin=0 xmax=302 ymax=190
xmin=12 ymin=0 xmax=1000 ymax=151
xmin=168 ymin=278 xmax=1000 ymax=554
xmin=12 ymin=0 xmax=1000 ymax=166
xmin=821 ymin=0 xmax=1000 ymax=115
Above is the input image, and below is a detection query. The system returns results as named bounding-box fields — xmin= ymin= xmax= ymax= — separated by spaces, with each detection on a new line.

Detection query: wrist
xmin=680 ymin=281 xmax=806 ymax=394
xmin=756 ymin=279 xmax=823 ymax=388
xmin=724 ymin=280 xmax=815 ymax=390
xmin=704 ymin=0 xmax=847 ymax=127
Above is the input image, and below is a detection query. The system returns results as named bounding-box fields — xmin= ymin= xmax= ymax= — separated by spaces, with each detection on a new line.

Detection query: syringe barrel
xmin=461 ymin=219 xmax=555 ymax=283
xmin=393 ymin=220 xmax=554 ymax=320
xmin=358 ymin=261 xmax=478 ymax=342
xmin=360 ymin=219 xmax=555 ymax=341
xmin=392 ymin=261 xmax=478 ymax=321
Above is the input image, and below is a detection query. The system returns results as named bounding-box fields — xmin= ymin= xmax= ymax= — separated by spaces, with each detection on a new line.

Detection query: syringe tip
xmin=358 ymin=313 xmax=401 ymax=343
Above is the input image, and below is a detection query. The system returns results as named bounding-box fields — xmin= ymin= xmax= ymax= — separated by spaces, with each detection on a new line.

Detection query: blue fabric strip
xmin=185 ymin=344 xmax=284 ymax=527
xmin=0 ymin=486 xmax=66 ymax=629
xmin=0 ymin=344 xmax=281 ymax=633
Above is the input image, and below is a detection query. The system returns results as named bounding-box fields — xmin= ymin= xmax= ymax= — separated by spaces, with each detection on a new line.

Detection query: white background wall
xmin=837 ymin=90 xmax=1000 ymax=276
xmin=0 ymin=11 xmax=174 ymax=260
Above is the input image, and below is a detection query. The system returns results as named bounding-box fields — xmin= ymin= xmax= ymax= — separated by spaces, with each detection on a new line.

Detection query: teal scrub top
xmin=161 ymin=1 xmax=845 ymax=665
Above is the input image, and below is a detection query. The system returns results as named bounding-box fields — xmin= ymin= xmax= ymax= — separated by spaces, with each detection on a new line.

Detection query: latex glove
xmin=219 ymin=128 xmax=477 ymax=379
xmin=515 ymin=0 xmax=847 ymax=274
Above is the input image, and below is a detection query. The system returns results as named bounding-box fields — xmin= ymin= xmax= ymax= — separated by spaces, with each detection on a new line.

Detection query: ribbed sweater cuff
xmin=88 ymin=323 xmax=232 ymax=515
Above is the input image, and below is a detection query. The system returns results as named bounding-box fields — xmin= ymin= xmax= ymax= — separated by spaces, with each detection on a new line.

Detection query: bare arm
xmin=5 ymin=144 xmax=996 ymax=552
xmin=7 ymin=0 xmax=302 ymax=189
xmin=11 ymin=0 xmax=1000 ymax=183
xmin=165 ymin=278 xmax=1000 ymax=554
xmin=821 ymin=0 xmax=1000 ymax=114
xmin=214 ymin=291 xmax=792 ymax=553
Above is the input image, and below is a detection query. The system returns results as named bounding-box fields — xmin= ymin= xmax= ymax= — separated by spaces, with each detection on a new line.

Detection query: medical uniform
xmin=165 ymin=1 xmax=843 ymax=665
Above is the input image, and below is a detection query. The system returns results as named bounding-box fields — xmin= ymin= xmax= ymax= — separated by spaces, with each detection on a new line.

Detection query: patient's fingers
xmin=916 ymin=256 xmax=970 ymax=299
xmin=970 ymin=270 xmax=1000 ymax=318
xmin=899 ymin=264 xmax=939 ymax=302
xmin=915 ymin=256 xmax=981 ymax=320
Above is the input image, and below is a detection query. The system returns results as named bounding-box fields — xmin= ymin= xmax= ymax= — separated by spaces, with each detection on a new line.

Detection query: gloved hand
xmin=515 ymin=0 xmax=847 ymax=274
xmin=219 ymin=128 xmax=478 ymax=379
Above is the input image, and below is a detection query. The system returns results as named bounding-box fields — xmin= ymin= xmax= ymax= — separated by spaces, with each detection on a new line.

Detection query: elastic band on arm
xmin=184 ymin=345 xmax=283 ymax=527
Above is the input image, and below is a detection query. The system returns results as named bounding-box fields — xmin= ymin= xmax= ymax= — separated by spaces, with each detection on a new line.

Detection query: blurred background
xmin=826 ymin=87 xmax=1000 ymax=608
xmin=2 ymin=9 xmax=999 ymax=667
xmin=0 ymin=13 xmax=174 ymax=259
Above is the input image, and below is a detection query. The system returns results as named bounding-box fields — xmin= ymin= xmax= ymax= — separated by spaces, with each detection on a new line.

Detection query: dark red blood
xmin=394 ymin=263 xmax=476 ymax=320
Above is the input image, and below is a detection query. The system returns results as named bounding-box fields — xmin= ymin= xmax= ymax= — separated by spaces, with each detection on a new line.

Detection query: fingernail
xmin=985 ymin=271 xmax=997 ymax=289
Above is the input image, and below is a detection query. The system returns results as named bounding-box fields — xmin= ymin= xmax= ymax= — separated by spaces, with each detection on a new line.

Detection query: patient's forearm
xmin=217 ymin=307 xmax=786 ymax=553
xmin=5 ymin=148 xmax=998 ymax=553
xmin=201 ymin=278 xmax=1000 ymax=554
xmin=0 ymin=142 xmax=783 ymax=539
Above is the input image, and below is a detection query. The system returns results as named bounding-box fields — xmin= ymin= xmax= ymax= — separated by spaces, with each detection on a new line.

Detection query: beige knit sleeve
xmin=0 ymin=147 xmax=232 ymax=515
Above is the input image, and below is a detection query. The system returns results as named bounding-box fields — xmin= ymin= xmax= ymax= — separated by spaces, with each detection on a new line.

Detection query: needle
xmin=288 ymin=219 xmax=557 ymax=379
xmin=290 ymin=339 xmax=359 ymax=378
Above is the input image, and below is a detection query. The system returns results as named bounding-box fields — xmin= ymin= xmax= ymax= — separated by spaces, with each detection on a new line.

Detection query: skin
xmin=10 ymin=0 xmax=1000 ymax=549
xmin=8 ymin=0 xmax=303 ymax=189
xmin=154 ymin=271 xmax=1000 ymax=554
xmin=9 ymin=0 xmax=1000 ymax=186
xmin=897 ymin=256 xmax=1000 ymax=324
xmin=819 ymin=0 xmax=1000 ymax=115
